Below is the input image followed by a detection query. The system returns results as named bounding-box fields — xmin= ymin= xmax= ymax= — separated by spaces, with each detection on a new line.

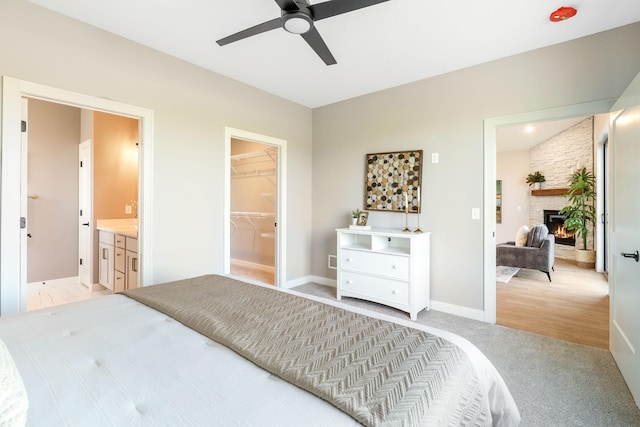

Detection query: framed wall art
xmin=365 ymin=150 xmax=423 ymax=213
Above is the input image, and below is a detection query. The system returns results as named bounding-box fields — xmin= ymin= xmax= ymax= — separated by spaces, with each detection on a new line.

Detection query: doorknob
xmin=621 ymin=250 xmax=639 ymax=262
xmin=82 ymin=222 xmax=90 ymax=226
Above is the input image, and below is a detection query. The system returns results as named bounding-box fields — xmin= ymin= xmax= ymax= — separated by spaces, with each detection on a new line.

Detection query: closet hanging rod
xmin=231 ymin=148 xmax=277 ymax=161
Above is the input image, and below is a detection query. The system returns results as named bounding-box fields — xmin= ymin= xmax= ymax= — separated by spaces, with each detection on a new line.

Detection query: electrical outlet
xmin=471 ymin=208 xmax=480 ymax=220
xmin=125 ymin=204 xmax=132 ymax=214
xmin=432 ymin=152 xmax=439 ymax=163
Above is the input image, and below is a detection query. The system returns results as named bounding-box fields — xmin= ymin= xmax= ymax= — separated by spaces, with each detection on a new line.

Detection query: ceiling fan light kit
xmin=283 ymin=11 xmax=313 ymax=34
xmin=550 ymin=6 xmax=578 ymax=22
xmin=216 ymin=0 xmax=390 ymax=65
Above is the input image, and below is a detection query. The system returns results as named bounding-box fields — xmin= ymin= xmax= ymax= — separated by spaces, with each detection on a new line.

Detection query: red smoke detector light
xmin=550 ymin=6 xmax=577 ymax=22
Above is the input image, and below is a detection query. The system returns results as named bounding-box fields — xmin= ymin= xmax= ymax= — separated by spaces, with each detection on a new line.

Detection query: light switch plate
xmin=472 ymin=207 xmax=480 ymax=220
xmin=432 ymin=152 xmax=439 ymax=163
xmin=125 ymin=204 xmax=132 ymax=214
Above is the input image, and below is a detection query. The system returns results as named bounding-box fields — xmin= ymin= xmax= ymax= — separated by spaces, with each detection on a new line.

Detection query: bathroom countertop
xmin=96 ymin=219 xmax=138 ymax=238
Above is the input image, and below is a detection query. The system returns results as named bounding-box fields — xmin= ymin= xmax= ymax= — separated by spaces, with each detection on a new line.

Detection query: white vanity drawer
xmin=340 ymin=249 xmax=409 ymax=280
xmin=341 ymin=272 xmax=409 ymax=306
xmin=99 ymin=231 xmax=114 ymax=245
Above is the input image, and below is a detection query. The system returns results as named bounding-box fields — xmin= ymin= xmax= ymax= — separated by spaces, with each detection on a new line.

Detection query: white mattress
xmin=0 ymin=285 xmax=519 ymax=426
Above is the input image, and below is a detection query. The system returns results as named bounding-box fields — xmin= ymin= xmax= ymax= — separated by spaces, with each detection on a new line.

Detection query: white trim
xmin=483 ymin=99 xmax=616 ymax=323
xmin=1 ymin=76 xmax=154 ymax=315
xmin=286 ymin=275 xmax=336 ymax=289
xmin=224 ymin=127 xmax=287 ymax=287
xmin=429 ymin=300 xmax=485 ymax=322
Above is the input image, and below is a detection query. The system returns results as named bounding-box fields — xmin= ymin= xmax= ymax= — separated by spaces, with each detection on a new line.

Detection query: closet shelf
xmin=231 ymin=212 xmax=275 ymax=219
xmin=231 ymin=148 xmax=276 ymax=162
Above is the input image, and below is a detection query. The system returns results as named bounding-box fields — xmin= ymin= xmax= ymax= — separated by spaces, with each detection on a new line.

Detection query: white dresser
xmin=336 ymin=228 xmax=430 ymax=320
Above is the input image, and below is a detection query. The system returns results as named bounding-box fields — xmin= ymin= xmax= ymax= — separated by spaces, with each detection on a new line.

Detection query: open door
xmin=609 ymin=70 xmax=640 ymax=407
xmin=78 ymin=140 xmax=92 ymax=287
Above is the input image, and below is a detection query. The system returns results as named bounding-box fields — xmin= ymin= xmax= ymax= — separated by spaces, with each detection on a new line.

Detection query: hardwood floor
xmin=497 ymin=258 xmax=609 ymax=349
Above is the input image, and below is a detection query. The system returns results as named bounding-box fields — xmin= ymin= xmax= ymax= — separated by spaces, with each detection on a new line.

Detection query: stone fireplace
xmin=544 ymin=209 xmax=575 ymax=246
xmin=527 ymin=116 xmax=595 ymax=260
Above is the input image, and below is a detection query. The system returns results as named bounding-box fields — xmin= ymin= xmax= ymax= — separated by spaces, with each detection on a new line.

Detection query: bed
xmin=0 ymin=275 xmax=520 ymax=426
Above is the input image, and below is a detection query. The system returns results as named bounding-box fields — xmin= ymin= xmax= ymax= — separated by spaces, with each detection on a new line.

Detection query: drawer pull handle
xmin=392 ymin=265 xmax=397 ymax=269
xmin=392 ymin=289 xmax=398 ymax=294
xmin=346 ymin=258 xmax=352 ymax=262
xmin=347 ymin=280 xmax=353 ymax=284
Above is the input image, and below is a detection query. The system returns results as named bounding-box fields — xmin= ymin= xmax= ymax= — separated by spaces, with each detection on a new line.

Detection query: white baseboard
xmin=429 ymin=300 xmax=486 ymax=322
xmin=231 ymin=258 xmax=275 ymax=274
xmin=284 ymin=275 xmax=336 ymax=289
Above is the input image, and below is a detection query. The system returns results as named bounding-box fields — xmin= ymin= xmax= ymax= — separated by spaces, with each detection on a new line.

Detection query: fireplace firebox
xmin=544 ymin=210 xmax=575 ymax=246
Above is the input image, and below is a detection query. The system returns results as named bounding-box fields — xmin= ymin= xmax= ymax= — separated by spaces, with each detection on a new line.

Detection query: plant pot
xmin=575 ymin=249 xmax=596 ymax=269
xmin=534 ymin=182 xmax=542 ymax=190
xmin=352 ymin=218 xmax=357 ymax=225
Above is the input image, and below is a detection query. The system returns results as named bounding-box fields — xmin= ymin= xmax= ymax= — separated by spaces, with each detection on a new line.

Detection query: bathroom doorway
xmin=23 ymin=98 xmax=140 ymax=311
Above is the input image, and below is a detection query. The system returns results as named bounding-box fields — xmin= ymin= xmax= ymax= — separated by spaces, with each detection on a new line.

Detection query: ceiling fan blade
xmin=274 ymin=0 xmax=300 ymax=12
xmin=301 ymin=27 xmax=337 ymax=65
xmin=216 ymin=18 xmax=282 ymax=46
xmin=309 ymin=0 xmax=389 ymax=21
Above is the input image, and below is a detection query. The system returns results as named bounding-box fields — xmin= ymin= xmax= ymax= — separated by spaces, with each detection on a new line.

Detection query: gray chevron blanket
xmin=124 ymin=275 xmax=491 ymax=426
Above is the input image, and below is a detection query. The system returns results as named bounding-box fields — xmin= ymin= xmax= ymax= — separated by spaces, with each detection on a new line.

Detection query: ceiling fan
xmin=216 ymin=0 xmax=389 ymax=66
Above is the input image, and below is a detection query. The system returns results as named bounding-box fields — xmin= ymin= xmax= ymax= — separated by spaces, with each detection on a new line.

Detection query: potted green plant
xmin=559 ymin=167 xmax=596 ymax=268
xmin=526 ymin=171 xmax=546 ymax=189
xmin=351 ymin=209 xmax=360 ymax=225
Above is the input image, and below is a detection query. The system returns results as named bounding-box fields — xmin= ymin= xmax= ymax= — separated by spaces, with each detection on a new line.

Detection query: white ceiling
xmin=27 ymin=0 xmax=640 ymax=108
xmin=496 ymin=116 xmax=589 ymax=152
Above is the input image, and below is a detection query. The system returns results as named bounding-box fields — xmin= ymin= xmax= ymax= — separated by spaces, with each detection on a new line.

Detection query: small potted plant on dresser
xmin=559 ymin=167 xmax=596 ymax=268
xmin=526 ymin=171 xmax=546 ymax=190
xmin=351 ymin=209 xmax=360 ymax=225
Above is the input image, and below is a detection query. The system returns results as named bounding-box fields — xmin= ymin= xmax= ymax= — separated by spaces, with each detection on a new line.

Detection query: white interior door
xmin=78 ymin=140 xmax=92 ymax=287
xmin=609 ymin=71 xmax=640 ymax=407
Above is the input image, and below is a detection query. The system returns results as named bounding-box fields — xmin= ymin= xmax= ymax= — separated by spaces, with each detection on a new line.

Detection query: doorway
xmin=0 ymin=76 xmax=154 ymax=316
xmin=224 ymin=128 xmax=286 ymax=287
xmin=22 ymin=98 xmax=140 ymax=311
xmin=491 ymin=112 xmax=611 ymax=347
xmin=229 ymin=139 xmax=277 ymax=285
xmin=483 ymin=100 xmax=616 ymax=324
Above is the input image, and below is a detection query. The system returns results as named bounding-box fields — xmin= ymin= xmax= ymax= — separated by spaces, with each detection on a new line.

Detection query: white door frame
xmin=482 ymin=99 xmax=615 ymax=323
xmin=224 ymin=127 xmax=287 ymax=287
xmin=1 ymin=76 xmax=154 ymax=315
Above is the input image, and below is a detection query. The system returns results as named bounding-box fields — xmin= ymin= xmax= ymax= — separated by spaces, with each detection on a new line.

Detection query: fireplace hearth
xmin=544 ymin=210 xmax=575 ymax=246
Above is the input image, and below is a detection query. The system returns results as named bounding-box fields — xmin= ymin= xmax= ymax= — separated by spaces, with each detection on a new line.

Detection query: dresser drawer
xmin=340 ymin=249 xmax=409 ymax=280
xmin=341 ymin=272 xmax=409 ymax=306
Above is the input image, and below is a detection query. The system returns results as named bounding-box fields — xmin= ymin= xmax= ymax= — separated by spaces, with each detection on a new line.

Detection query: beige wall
xmin=496 ymin=150 xmax=530 ymax=244
xmin=94 ymin=111 xmax=139 ymax=219
xmin=0 ymin=0 xmax=312 ymax=284
xmin=26 ymin=99 xmax=80 ymax=283
xmin=312 ymin=23 xmax=640 ymax=311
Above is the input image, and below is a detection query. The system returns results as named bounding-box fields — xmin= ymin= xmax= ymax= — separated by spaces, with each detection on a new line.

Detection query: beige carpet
xmin=291 ymin=282 xmax=640 ymax=427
